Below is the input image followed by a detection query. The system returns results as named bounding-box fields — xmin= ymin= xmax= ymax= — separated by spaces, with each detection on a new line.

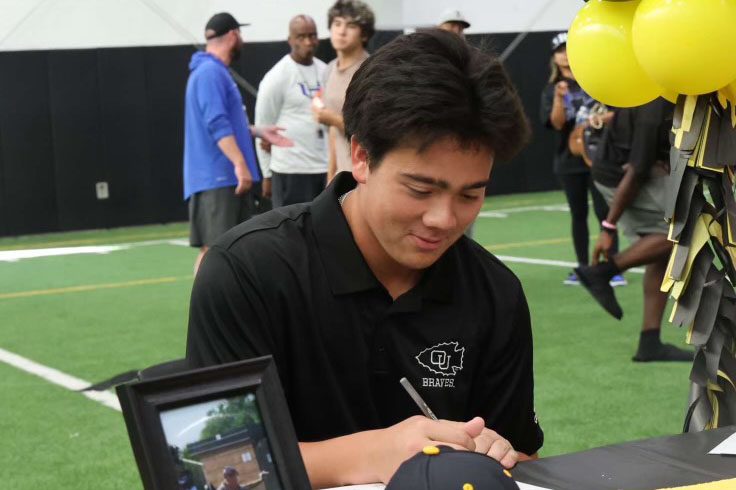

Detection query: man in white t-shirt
xmin=255 ymin=15 xmax=328 ymax=208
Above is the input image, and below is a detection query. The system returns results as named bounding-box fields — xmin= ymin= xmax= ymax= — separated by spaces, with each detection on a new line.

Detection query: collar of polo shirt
xmin=311 ymin=172 xmax=454 ymax=303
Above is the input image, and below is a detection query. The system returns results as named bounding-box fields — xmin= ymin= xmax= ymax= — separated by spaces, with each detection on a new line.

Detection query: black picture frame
xmin=116 ymin=356 xmax=310 ymax=490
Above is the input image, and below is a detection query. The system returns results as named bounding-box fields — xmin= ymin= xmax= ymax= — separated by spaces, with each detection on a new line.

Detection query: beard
xmin=230 ymin=40 xmax=242 ymax=61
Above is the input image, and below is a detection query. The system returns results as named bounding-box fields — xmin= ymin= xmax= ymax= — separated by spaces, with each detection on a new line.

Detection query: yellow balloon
xmin=567 ymin=0 xmax=661 ymax=107
xmin=660 ymin=88 xmax=679 ymax=104
xmin=632 ymin=0 xmax=736 ymax=95
xmin=719 ymin=80 xmax=736 ymax=105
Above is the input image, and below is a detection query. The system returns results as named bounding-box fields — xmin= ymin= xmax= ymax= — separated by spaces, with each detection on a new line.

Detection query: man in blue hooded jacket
xmin=184 ymin=12 xmax=291 ymax=274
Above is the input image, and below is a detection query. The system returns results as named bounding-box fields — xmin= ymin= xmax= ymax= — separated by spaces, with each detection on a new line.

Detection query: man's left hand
xmin=443 ymin=417 xmax=519 ymax=469
xmin=257 ymin=125 xmax=293 ymax=147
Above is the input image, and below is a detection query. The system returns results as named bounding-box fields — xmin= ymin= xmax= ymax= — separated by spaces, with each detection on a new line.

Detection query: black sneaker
xmin=574 ymin=264 xmax=623 ymax=320
xmin=632 ymin=343 xmax=693 ymax=362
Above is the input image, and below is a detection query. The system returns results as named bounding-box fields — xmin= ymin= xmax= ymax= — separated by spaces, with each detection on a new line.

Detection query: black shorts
xmin=188 ymin=186 xmax=253 ymax=248
xmin=271 ymin=172 xmax=326 ymax=208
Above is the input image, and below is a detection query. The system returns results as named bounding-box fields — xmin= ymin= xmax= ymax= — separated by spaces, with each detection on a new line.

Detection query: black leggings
xmin=558 ymin=172 xmax=619 ymax=266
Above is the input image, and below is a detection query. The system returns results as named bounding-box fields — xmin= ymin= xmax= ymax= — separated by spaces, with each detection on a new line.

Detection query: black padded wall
xmin=0 ymin=114 xmax=4 ymax=237
xmin=145 ymin=45 xmax=194 ymax=224
xmin=0 ymin=51 xmax=58 ymax=236
xmin=0 ymin=45 xmax=195 ymax=237
xmin=0 ymin=30 xmax=560 ymax=237
xmin=48 ymin=49 xmax=107 ymax=231
xmin=468 ymin=32 xmax=558 ymax=195
xmin=98 ymin=47 xmax=154 ymax=228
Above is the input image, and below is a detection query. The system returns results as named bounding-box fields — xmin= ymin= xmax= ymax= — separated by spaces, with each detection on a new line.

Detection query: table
xmin=512 ymin=426 xmax=736 ymax=490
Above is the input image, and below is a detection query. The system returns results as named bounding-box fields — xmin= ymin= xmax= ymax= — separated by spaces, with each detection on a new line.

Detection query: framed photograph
xmin=116 ymin=356 xmax=310 ymax=490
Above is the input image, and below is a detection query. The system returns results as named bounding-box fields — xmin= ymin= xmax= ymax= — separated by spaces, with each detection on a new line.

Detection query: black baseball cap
xmin=386 ymin=445 xmax=520 ymax=490
xmin=551 ymin=32 xmax=567 ymax=53
xmin=205 ymin=13 xmax=250 ymax=40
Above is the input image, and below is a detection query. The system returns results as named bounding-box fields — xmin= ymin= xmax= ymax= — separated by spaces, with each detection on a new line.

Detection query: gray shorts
xmin=188 ymin=186 xmax=253 ymax=248
xmin=595 ymin=177 xmax=669 ymax=243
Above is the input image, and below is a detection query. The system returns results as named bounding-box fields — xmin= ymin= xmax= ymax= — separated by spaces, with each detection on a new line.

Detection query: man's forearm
xmin=217 ymin=134 xmax=247 ymax=167
xmin=299 ymin=431 xmax=382 ymax=488
xmin=607 ymin=164 xmax=642 ymax=225
xmin=321 ymin=110 xmax=345 ymax=133
xmin=329 ymin=112 xmax=345 ymax=133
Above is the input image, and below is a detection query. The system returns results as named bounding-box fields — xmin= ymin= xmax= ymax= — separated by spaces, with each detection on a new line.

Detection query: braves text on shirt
xmin=422 ymin=377 xmax=456 ymax=388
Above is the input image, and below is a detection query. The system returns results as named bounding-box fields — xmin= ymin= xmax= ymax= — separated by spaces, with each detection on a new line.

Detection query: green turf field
xmin=0 ymin=190 xmax=693 ymax=489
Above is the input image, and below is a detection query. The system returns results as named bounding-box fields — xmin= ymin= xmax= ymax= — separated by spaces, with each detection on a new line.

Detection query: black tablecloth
xmin=513 ymin=426 xmax=736 ymax=490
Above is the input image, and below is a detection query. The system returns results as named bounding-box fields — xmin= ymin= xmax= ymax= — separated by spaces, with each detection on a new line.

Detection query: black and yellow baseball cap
xmin=386 ymin=445 xmax=519 ymax=490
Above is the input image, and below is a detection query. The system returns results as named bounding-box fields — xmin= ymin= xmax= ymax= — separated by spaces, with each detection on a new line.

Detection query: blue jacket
xmin=183 ymin=52 xmax=259 ymax=200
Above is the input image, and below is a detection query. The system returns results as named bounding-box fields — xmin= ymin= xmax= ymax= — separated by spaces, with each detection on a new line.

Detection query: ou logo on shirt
xmin=416 ymin=341 xmax=465 ymax=376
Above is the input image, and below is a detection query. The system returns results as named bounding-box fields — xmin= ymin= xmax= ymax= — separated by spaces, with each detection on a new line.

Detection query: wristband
xmin=602 ymin=220 xmax=617 ymax=231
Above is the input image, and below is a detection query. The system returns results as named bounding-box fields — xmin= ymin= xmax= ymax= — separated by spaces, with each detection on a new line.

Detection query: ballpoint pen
xmin=399 ymin=377 xmax=438 ymax=420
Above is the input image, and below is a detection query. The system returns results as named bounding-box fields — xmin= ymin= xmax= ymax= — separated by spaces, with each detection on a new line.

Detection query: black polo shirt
xmin=186 ymin=172 xmax=544 ymax=455
xmin=592 ymin=97 xmax=674 ymax=188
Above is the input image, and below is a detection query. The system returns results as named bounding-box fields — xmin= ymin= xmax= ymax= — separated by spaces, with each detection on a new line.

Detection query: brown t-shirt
xmin=322 ymin=51 xmax=369 ymax=173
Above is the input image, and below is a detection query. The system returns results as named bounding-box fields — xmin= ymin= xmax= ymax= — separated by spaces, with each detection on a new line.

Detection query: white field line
xmin=1 ymin=202 xmax=571 ymax=260
xmin=0 ymin=347 xmax=121 ymax=411
xmin=478 ymin=203 xmax=572 ymax=218
xmin=0 ymin=238 xmax=189 ymax=262
xmin=497 ymin=255 xmax=645 ymax=274
xmin=0 ymin=253 xmax=641 ymax=413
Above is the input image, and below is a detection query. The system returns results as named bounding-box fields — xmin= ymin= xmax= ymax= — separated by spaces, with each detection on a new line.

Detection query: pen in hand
xmin=400 ymin=377 xmax=438 ymax=421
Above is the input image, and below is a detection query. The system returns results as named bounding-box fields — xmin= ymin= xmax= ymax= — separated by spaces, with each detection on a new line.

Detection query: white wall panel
xmin=0 ymin=0 xmax=402 ymax=52
xmin=402 ymin=0 xmax=581 ymax=34
xmin=0 ymin=0 xmax=579 ymax=51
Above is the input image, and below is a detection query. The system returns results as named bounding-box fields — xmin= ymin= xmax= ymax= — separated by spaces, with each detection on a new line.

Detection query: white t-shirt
xmin=255 ymin=54 xmax=328 ymax=176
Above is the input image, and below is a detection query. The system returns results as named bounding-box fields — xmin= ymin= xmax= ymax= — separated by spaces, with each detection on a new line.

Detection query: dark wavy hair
xmin=343 ymin=29 xmax=530 ymax=167
xmin=327 ymin=0 xmax=375 ymax=47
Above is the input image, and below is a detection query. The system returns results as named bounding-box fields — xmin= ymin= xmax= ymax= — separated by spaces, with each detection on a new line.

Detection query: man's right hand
xmin=234 ymin=161 xmax=252 ymax=195
xmin=297 ymin=415 xmax=504 ymax=488
xmin=262 ymin=177 xmax=272 ymax=198
xmin=592 ymin=230 xmax=614 ymax=265
xmin=372 ymin=415 xmax=483 ymax=483
xmin=554 ymin=80 xmax=569 ymax=99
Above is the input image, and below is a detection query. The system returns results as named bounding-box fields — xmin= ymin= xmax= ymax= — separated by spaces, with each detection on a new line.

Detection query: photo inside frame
xmin=159 ymin=391 xmax=283 ymax=490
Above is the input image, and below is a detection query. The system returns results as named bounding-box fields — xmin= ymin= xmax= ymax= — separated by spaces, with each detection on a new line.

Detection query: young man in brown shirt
xmin=311 ymin=0 xmax=374 ymax=182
